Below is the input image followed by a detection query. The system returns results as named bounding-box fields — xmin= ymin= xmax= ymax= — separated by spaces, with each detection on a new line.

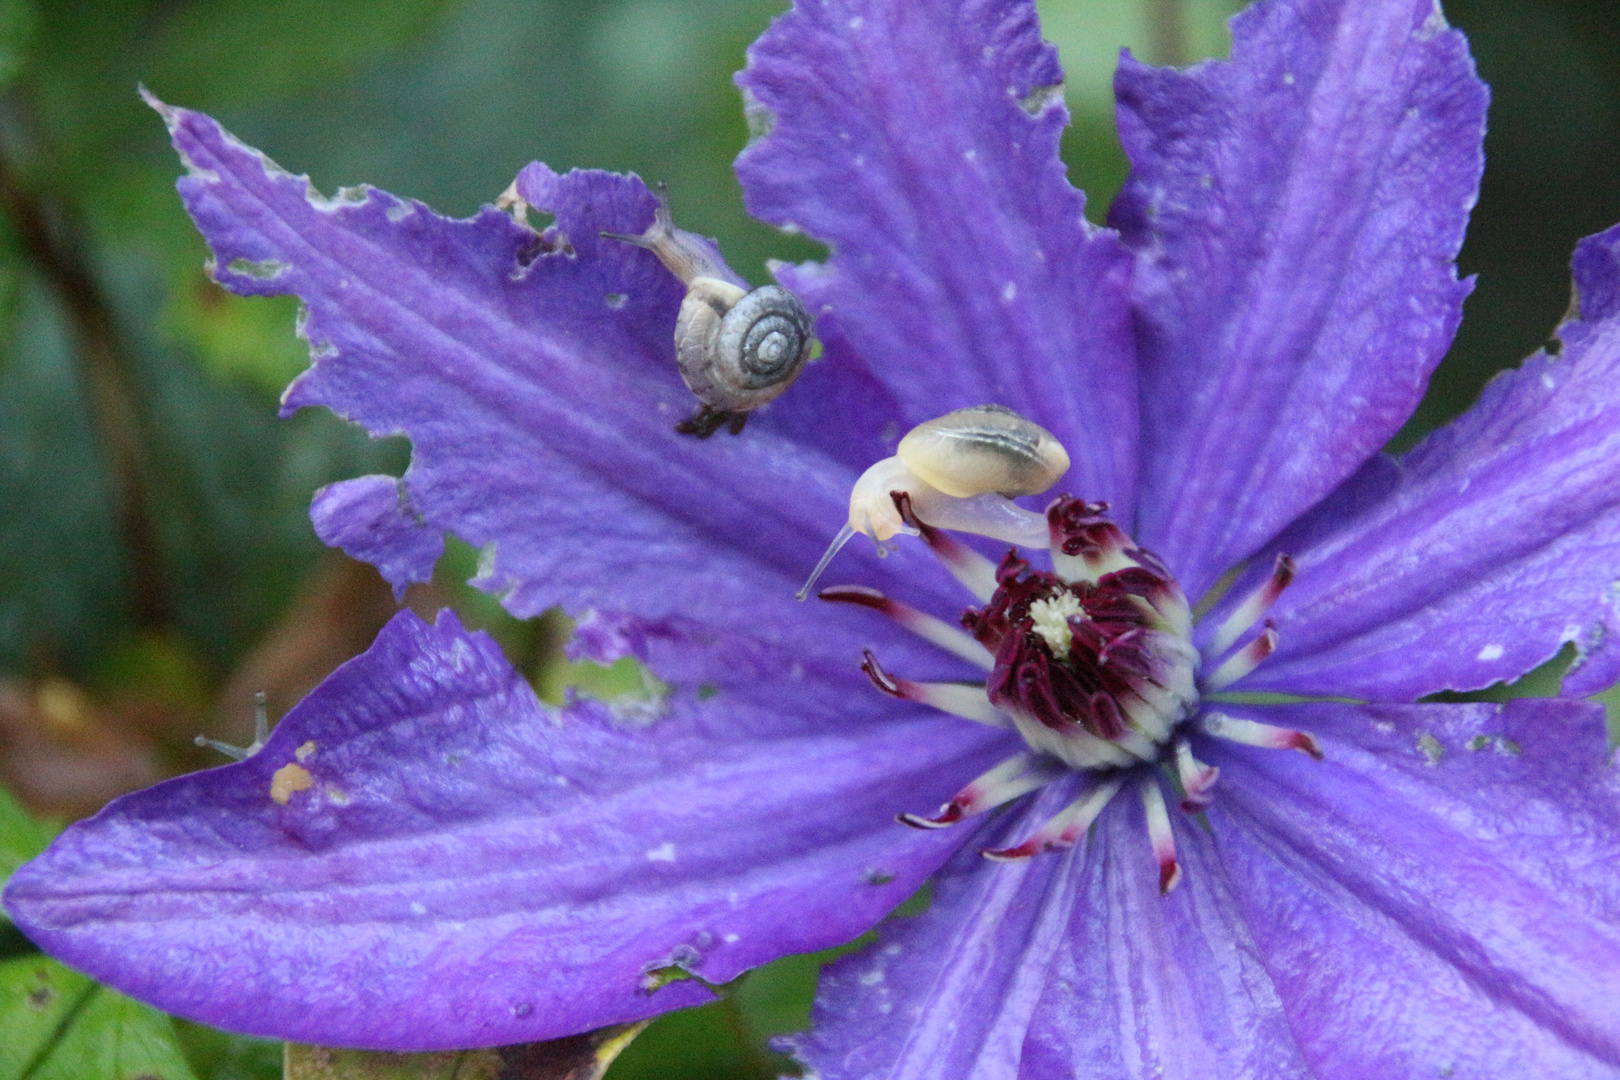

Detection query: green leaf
xmin=1593 ymin=681 xmax=1620 ymax=746
xmin=145 ymin=0 xmax=454 ymax=109
xmin=171 ymin=1020 xmax=281 ymax=1080
xmin=0 ymin=956 xmax=93 ymax=1080
xmin=0 ymin=954 xmax=199 ymax=1080
xmin=161 ymin=272 xmax=308 ymax=399
xmin=283 ymin=1045 xmax=499 ymax=1080
xmin=0 ymin=784 xmax=59 ymax=911
xmin=0 ymin=0 xmax=35 ymax=87
xmin=284 ymin=1023 xmax=644 ymax=1080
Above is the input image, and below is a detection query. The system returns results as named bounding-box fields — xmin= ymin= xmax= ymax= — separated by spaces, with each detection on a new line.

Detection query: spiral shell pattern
xmin=677 ymin=279 xmax=814 ymax=413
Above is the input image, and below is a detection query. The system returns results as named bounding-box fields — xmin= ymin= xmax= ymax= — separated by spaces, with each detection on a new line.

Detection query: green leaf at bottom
xmin=0 ymin=954 xmax=199 ymax=1080
xmin=284 ymin=1023 xmax=644 ymax=1080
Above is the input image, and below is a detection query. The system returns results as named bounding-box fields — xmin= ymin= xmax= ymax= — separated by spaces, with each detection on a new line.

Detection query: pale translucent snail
xmin=602 ymin=185 xmax=814 ymax=438
xmin=797 ymin=405 xmax=1071 ymax=599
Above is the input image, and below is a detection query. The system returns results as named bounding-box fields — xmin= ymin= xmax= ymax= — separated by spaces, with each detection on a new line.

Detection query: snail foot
xmin=677 ymin=404 xmax=748 ymax=438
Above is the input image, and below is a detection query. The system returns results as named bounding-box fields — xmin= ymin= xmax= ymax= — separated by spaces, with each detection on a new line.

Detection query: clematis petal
xmin=1020 ymin=802 xmax=1310 ymax=1080
xmin=735 ymin=0 xmax=1139 ymax=512
xmin=785 ymin=784 xmax=1085 ymax=1080
xmin=1204 ymin=700 xmax=1620 ymax=1076
xmin=1115 ymin=0 xmax=1486 ymax=599
xmin=309 ymin=474 xmax=444 ymax=599
xmin=151 ymin=94 xmax=920 ymax=635
xmin=2 ymin=610 xmax=1007 ymax=1051
xmin=1234 ymin=222 xmax=1620 ymax=699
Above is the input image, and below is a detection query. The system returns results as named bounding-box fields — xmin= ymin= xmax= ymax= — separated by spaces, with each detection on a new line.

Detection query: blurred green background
xmin=0 ymin=0 xmax=1617 ymax=1076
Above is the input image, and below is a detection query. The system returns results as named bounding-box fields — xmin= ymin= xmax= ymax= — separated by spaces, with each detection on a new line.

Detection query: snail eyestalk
xmin=798 ymin=523 xmax=858 ymax=601
xmin=195 ymin=691 xmax=271 ymax=761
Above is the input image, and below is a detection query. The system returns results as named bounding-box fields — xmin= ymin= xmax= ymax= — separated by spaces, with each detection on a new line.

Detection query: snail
xmin=602 ymin=184 xmax=815 ymax=438
xmin=797 ymin=405 xmax=1071 ymax=599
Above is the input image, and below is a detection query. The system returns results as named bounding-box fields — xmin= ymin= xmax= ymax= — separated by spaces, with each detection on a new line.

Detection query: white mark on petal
xmin=741 ymin=87 xmax=776 ymax=142
xmin=646 ymin=842 xmax=677 ymax=862
xmin=1000 ymin=281 xmax=1017 ymax=303
xmin=1476 ymin=643 xmax=1504 ymax=661
xmin=1283 ymin=72 xmax=1295 ymax=85
xmin=723 ymin=933 xmax=739 ymax=944
xmin=308 ymin=185 xmax=370 ymax=213
xmin=1417 ymin=731 xmax=1444 ymax=765
xmin=410 ymin=902 xmax=427 ymax=915
xmin=225 ymin=257 xmax=289 ymax=282
xmin=1417 ymin=0 xmax=1449 ymax=40
xmin=1018 ymin=83 xmax=1064 ymax=116
xmin=847 ymin=15 xmax=863 ymax=29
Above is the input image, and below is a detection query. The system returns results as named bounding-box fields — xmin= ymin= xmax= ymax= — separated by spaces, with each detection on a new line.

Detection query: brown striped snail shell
xmin=897 ymin=404 xmax=1071 ymax=499
xmin=603 ymin=185 xmax=814 ymax=438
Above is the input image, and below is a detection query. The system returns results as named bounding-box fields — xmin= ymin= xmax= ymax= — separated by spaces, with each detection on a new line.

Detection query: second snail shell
xmin=675 ymin=279 xmax=815 ymax=414
xmin=897 ymin=404 xmax=1071 ymax=499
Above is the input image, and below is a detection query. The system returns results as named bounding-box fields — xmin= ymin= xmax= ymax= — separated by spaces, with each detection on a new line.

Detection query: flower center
xmin=812 ymin=413 xmax=1319 ymax=892
xmin=1026 ymin=592 xmax=1084 ymax=654
xmin=958 ymin=500 xmax=1200 ymax=769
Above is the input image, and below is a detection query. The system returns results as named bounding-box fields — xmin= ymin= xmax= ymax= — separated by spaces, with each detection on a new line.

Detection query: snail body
xmin=798 ymin=406 xmax=1070 ymax=599
xmin=603 ymin=186 xmax=814 ymax=437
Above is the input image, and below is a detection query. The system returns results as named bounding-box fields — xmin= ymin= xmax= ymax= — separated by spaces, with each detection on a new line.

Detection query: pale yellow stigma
xmin=1028 ymin=592 xmax=1084 ymax=655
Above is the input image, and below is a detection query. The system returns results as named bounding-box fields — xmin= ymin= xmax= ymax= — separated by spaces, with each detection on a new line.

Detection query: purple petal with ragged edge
xmin=784 ymin=783 xmax=1082 ymax=1080
xmin=1020 ymin=799 xmax=1309 ymax=1080
xmin=150 ymin=94 xmax=963 ymax=661
xmin=735 ymin=0 xmax=1140 ymax=513
xmin=310 ymin=474 xmax=443 ymax=598
xmin=1201 ymin=699 xmax=1620 ymax=1076
xmin=3 ymin=610 xmax=1010 ymax=1051
xmin=517 ymin=161 xmax=748 ymax=293
xmin=1113 ymin=0 xmax=1486 ymax=599
xmin=1225 ymin=222 xmax=1620 ymax=699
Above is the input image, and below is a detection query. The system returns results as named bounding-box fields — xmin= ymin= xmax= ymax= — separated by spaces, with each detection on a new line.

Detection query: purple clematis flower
xmin=9 ymin=0 xmax=1620 ymax=1074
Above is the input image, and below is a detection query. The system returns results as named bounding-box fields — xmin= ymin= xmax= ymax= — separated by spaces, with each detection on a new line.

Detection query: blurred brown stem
xmin=0 ymin=111 xmax=171 ymax=632
xmin=1147 ymin=0 xmax=1188 ymax=67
